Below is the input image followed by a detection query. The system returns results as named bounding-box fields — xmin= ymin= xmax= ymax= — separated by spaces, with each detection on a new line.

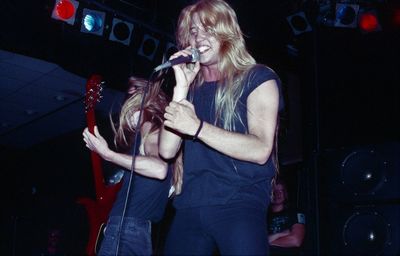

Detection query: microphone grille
xmin=191 ymin=48 xmax=200 ymax=62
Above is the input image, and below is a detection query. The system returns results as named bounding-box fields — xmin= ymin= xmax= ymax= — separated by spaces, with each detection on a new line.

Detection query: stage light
xmin=359 ymin=10 xmax=381 ymax=33
xmin=335 ymin=3 xmax=359 ymax=28
xmin=138 ymin=34 xmax=159 ymax=61
xmin=80 ymin=8 xmax=106 ymax=36
xmin=51 ymin=0 xmax=79 ymax=25
xmin=286 ymin=12 xmax=312 ymax=35
xmin=109 ymin=18 xmax=134 ymax=46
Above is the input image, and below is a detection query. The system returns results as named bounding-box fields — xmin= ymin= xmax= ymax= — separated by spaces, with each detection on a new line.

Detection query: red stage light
xmin=51 ymin=0 xmax=79 ymax=25
xmin=55 ymin=0 xmax=76 ymax=20
xmin=359 ymin=13 xmax=379 ymax=33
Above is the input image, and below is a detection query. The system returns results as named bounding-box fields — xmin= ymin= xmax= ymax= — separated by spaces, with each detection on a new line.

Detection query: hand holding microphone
xmin=155 ymin=47 xmax=201 ymax=101
xmin=154 ymin=48 xmax=200 ymax=71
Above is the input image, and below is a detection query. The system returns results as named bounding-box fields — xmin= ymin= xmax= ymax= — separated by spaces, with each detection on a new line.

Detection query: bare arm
xmin=268 ymin=229 xmax=290 ymax=243
xmin=83 ymin=124 xmax=167 ymax=180
xmin=159 ymin=48 xmax=200 ymax=160
xmin=158 ymin=87 xmax=188 ymax=159
xmin=269 ymin=224 xmax=305 ymax=248
xmin=162 ymin=79 xmax=279 ymax=164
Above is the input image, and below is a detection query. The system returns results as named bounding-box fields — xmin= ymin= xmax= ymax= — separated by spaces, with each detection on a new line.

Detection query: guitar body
xmin=77 ymin=185 xmax=121 ymax=256
xmin=77 ymin=75 xmax=122 ymax=256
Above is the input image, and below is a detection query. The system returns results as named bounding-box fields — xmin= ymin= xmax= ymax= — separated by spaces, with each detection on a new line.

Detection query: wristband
xmin=193 ymin=119 xmax=203 ymax=141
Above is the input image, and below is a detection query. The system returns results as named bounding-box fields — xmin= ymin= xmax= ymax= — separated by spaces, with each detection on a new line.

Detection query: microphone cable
xmin=114 ymin=70 xmax=157 ymax=256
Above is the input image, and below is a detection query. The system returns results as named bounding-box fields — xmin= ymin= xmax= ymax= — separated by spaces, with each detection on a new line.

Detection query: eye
xmin=190 ymin=28 xmax=197 ymax=36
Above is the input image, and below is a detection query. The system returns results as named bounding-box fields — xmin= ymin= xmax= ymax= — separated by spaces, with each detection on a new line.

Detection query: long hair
xmin=176 ymin=0 xmax=256 ymax=131
xmin=110 ymin=75 xmax=184 ymax=193
xmin=111 ymin=76 xmax=168 ymax=152
xmin=176 ymin=0 xmax=280 ymax=184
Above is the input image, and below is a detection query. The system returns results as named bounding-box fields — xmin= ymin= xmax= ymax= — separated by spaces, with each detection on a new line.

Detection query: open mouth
xmin=198 ymin=45 xmax=210 ymax=54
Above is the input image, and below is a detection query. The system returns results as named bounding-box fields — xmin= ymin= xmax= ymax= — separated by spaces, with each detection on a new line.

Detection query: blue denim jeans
xmin=98 ymin=215 xmax=152 ymax=256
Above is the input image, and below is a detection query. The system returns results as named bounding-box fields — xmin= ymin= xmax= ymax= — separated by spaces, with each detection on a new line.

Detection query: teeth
xmin=198 ymin=46 xmax=209 ymax=53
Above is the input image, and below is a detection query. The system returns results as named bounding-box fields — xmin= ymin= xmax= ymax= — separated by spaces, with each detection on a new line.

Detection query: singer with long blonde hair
xmin=159 ymin=0 xmax=283 ymax=254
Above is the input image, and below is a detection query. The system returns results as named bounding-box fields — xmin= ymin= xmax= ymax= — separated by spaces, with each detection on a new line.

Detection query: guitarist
xmin=82 ymin=75 xmax=175 ymax=255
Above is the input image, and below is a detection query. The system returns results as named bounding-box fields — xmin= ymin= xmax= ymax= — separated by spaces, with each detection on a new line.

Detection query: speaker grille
xmin=343 ymin=211 xmax=390 ymax=255
xmin=341 ymin=150 xmax=387 ymax=196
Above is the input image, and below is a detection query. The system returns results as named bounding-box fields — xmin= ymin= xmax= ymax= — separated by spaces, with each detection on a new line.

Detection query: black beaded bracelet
xmin=193 ymin=119 xmax=203 ymax=141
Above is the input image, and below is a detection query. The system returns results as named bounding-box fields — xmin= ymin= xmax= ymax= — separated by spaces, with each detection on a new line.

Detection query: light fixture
xmin=51 ymin=0 xmax=79 ymax=25
xmin=287 ymin=11 xmax=312 ymax=35
xmin=138 ymin=34 xmax=159 ymax=61
xmin=335 ymin=3 xmax=359 ymax=28
xmin=359 ymin=9 xmax=381 ymax=33
xmin=109 ymin=18 xmax=134 ymax=46
xmin=80 ymin=8 xmax=106 ymax=36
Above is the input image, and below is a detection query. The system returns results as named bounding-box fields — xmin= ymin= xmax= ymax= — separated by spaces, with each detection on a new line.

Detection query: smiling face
xmin=189 ymin=13 xmax=221 ymax=67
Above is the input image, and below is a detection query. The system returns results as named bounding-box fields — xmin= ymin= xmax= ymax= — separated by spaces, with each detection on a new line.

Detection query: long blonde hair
xmin=111 ymin=75 xmax=184 ymax=194
xmin=176 ymin=0 xmax=256 ymax=131
xmin=111 ymin=76 xmax=168 ymax=151
xmin=176 ymin=0 xmax=280 ymax=185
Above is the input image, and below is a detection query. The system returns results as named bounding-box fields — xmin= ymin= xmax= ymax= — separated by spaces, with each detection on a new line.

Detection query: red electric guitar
xmin=77 ymin=74 xmax=122 ymax=256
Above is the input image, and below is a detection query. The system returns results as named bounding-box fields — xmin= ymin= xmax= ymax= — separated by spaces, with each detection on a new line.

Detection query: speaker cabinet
xmin=320 ymin=204 xmax=400 ymax=256
xmin=317 ymin=142 xmax=400 ymax=255
xmin=318 ymin=142 xmax=400 ymax=203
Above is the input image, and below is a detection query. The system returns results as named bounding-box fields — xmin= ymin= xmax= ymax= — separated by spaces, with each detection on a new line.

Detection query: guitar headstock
xmin=84 ymin=74 xmax=104 ymax=113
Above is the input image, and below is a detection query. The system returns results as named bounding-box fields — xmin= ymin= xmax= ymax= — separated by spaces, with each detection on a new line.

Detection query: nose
xmin=195 ymin=30 xmax=207 ymax=42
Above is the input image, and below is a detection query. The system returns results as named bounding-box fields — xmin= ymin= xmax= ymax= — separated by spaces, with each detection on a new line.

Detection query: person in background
xmin=158 ymin=0 xmax=283 ymax=254
xmin=82 ymin=76 xmax=175 ymax=255
xmin=268 ymin=177 xmax=306 ymax=255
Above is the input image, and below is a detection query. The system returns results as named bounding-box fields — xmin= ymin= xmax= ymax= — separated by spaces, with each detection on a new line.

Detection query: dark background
xmin=1 ymin=0 xmax=399 ymax=255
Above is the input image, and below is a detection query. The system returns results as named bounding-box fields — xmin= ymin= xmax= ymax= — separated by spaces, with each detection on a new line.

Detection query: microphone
xmin=154 ymin=48 xmax=200 ymax=71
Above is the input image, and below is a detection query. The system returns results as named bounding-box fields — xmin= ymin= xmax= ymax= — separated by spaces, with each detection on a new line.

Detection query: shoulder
xmin=141 ymin=122 xmax=160 ymax=155
xmin=242 ymin=64 xmax=280 ymax=97
xmin=246 ymin=64 xmax=280 ymax=85
xmin=244 ymin=65 xmax=284 ymax=112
